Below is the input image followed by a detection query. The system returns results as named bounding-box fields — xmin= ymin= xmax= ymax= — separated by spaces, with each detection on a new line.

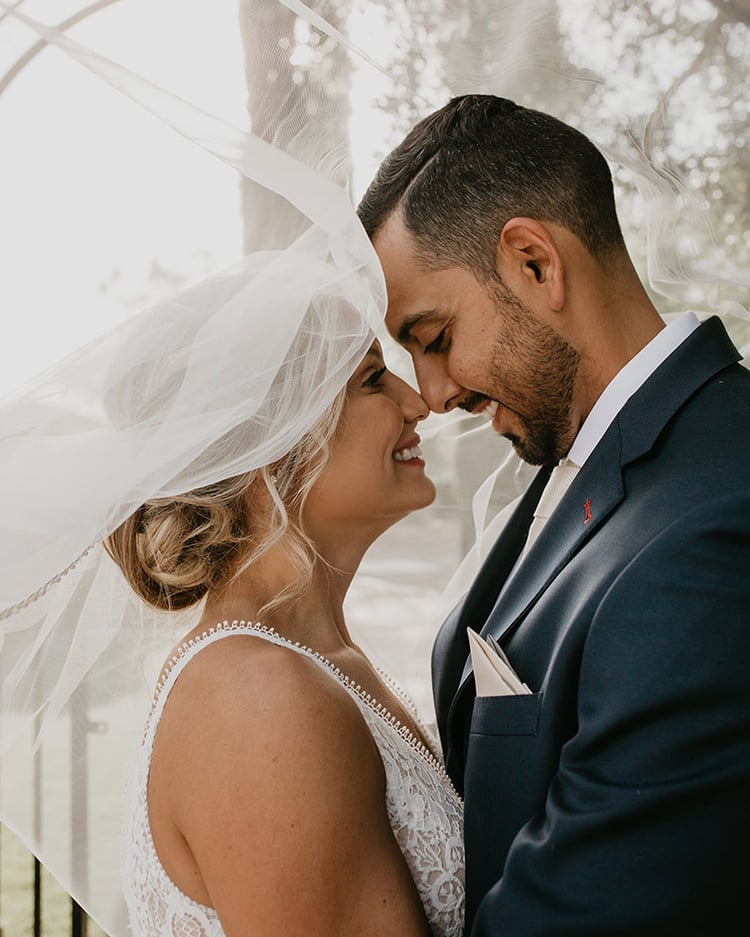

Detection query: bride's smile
xmin=305 ymin=340 xmax=436 ymax=548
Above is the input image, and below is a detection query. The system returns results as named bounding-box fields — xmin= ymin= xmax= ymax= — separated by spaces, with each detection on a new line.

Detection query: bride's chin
xmin=425 ymin=479 xmax=438 ymax=505
xmin=409 ymin=478 xmax=438 ymax=511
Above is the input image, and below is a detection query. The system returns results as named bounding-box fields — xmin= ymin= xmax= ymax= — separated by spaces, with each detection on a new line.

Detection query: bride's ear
xmin=495 ymin=218 xmax=565 ymax=313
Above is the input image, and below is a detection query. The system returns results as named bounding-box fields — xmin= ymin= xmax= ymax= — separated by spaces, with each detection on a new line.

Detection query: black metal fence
xmin=1 ymin=824 xmax=94 ymax=937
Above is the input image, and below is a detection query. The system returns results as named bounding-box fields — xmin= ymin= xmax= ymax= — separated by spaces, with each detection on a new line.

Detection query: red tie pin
xmin=583 ymin=499 xmax=592 ymax=525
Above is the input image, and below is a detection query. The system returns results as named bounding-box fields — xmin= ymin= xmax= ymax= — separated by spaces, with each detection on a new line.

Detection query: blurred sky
xmin=0 ymin=1 xmax=250 ymax=396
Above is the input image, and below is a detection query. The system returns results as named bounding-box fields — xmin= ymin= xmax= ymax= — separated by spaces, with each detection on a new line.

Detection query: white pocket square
xmin=467 ymin=627 xmax=532 ymax=697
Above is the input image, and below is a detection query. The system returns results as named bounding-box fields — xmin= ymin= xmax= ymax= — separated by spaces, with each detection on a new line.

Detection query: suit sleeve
xmin=472 ymin=491 xmax=750 ymax=937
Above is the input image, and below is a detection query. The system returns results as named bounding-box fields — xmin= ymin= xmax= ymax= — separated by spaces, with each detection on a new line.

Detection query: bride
xmin=111 ymin=335 xmax=464 ymax=936
xmin=0 ymin=6 xmax=467 ymax=925
xmin=0 ymin=14 xmax=465 ymax=915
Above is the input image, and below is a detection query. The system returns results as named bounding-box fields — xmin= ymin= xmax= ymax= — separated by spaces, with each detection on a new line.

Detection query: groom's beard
xmin=487 ymin=281 xmax=580 ymax=466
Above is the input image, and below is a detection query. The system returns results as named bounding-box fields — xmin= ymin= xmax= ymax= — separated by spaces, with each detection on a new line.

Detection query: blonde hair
xmin=105 ymin=388 xmax=347 ymax=615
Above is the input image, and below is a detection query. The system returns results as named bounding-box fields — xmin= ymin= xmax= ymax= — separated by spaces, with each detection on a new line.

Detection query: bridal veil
xmin=0 ymin=1 xmax=748 ymax=933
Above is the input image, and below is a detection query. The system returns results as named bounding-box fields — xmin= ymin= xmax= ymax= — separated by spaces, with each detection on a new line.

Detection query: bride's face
xmin=306 ymin=341 xmax=436 ymax=543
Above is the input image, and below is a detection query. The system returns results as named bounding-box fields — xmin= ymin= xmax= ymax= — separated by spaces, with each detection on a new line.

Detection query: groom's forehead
xmin=373 ymin=215 xmax=434 ymax=309
xmin=371 ymin=212 xmax=483 ymax=346
xmin=372 ymin=219 xmax=415 ymax=319
xmin=372 ymin=211 xmax=416 ymax=264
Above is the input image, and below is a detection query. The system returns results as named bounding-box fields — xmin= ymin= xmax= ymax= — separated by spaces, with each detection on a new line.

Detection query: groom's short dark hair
xmin=357 ymin=95 xmax=626 ymax=278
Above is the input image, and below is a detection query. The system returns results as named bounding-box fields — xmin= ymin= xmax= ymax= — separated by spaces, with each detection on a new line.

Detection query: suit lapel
xmin=484 ymin=431 xmax=624 ymax=639
xmin=435 ymin=464 xmax=551 ymax=780
xmin=455 ymin=427 xmax=625 ymax=688
xmin=450 ymin=465 xmax=552 ymax=636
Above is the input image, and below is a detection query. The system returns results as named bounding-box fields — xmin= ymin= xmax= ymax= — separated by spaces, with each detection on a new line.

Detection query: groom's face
xmin=373 ymin=213 xmax=579 ymax=465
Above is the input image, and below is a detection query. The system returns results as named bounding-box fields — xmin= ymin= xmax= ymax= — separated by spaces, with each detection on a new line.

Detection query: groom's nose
xmin=412 ymin=357 xmax=465 ymax=413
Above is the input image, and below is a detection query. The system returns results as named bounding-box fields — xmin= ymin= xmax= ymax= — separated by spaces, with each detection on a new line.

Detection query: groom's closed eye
xmin=423 ymin=329 xmax=447 ymax=354
xmin=396 ymin=309 xmax=442 ymax=345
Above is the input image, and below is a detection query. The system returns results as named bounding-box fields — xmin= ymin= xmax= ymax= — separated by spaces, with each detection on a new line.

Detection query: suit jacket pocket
xmin=470 ymin=691 xmax=542 ymax=737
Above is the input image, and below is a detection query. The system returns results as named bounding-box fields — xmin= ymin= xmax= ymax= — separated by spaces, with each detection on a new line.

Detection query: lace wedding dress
xmin=122 ymin=622 xmax=465 ymax=937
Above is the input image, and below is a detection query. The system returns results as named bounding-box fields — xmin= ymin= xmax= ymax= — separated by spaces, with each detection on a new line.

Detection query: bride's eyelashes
xmin=363 ymin=366 xmax=387 ymax=388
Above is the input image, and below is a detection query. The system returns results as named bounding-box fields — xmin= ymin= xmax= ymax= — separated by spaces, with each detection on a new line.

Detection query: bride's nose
xmin=393 ymin=375 xmax=429 ymax=423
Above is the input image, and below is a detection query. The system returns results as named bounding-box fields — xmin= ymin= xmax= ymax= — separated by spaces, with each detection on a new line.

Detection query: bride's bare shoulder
xmin=154 ymin=627 xmax=379 ymax=781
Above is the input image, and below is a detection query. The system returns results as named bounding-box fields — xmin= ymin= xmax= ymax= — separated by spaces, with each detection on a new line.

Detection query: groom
xmin=358 ymin=95 xmax=750 ymax=936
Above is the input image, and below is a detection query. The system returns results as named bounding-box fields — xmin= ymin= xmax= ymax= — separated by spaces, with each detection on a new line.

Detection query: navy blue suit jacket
xmin=432 ymin=317 xmax=750 ymax=936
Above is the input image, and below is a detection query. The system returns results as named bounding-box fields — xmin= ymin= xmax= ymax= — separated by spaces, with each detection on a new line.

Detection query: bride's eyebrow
xmin=353 ymin=347 xmax=385 ymax=379
xmin=365 ymin=340 xmax=385 ymax=363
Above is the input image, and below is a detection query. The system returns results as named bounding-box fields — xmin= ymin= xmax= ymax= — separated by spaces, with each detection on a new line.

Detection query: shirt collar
xmin=566 ymin=311 xmax=700 ymax=467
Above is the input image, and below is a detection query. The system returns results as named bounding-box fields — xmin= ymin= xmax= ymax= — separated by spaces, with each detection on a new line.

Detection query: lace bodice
xmin=122 ymin=622 xmax=464 ymax=937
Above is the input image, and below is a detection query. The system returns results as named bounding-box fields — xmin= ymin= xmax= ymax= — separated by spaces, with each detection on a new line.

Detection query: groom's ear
xmin=495 ymin=218 xmax=565 ymax=313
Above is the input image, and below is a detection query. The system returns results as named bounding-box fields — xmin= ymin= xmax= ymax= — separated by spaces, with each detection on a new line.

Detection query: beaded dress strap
xmin=142 ymin=620 xmax=458 ymax=796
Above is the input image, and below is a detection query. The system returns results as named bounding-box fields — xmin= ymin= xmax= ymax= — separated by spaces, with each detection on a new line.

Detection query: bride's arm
xmin=148 ymin=635 xmax=433 ymax=937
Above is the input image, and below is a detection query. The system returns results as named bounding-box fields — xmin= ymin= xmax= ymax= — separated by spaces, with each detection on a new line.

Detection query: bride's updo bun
xmin=106 ymin=474 xmax=254 ymax=611
xmin=105 ymin=386 xmax=347 ymax=613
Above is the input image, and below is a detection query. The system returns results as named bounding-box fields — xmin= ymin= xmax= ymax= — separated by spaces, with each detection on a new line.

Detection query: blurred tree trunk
xmin=238 ymin=0 xmax=353 ymax=252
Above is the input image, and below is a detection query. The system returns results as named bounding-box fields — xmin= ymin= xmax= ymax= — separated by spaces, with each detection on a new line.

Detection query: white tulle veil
xmin=1 ymin=1 xmax=748 ymax=933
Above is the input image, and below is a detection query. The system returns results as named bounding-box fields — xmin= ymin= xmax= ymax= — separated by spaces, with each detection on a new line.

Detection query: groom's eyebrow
xmin=397 ymin=309 xmax=440 ymax=345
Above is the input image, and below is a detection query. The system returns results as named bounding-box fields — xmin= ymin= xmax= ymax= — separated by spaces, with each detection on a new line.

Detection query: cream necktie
xmin=523 ymin=458 xmax=580 ymax=555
